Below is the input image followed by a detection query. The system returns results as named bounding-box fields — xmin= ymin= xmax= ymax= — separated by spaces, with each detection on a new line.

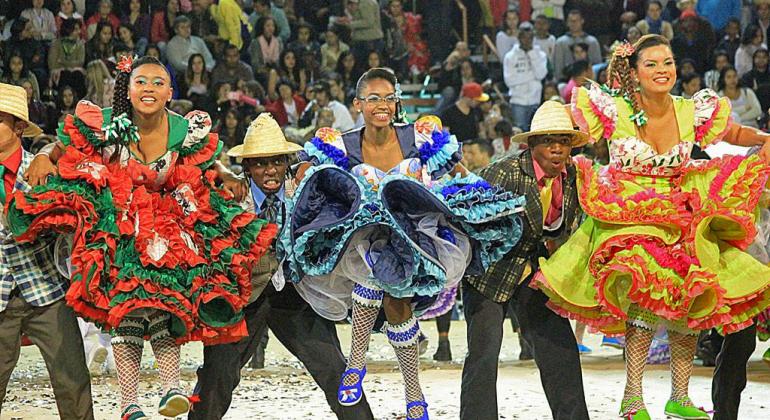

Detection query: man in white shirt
xmin=299 ymin=81 xmax=355 ymax=133
xmin=504 ymin=23 xmax=548 ymax=131
xmin=166 ymin=16 xmax=216 ymax=74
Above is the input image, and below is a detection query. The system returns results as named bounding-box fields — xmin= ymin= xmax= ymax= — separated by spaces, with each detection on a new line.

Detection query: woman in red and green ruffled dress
xmin=532 ymin=35 xmax=770 ymax=420
xmin=7 ymin=56 xmax=276 ymax=420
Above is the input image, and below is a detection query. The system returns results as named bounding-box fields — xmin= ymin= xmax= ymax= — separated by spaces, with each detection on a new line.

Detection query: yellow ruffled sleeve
xmin=571 ymin=83 xmax=619 ymax=143
xmin=692 ymin=88 xmax=733 ymax=148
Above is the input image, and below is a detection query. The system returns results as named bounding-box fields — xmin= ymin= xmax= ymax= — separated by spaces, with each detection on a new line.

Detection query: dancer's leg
xmin=622 ymin=324 xmax=655 ymax=414
xmin=668 ymin=330 xmax=698 ymax=403
xmin=343 ymin=283 xmax=384 ymax=387
xmin=383 ymin=295 xmax=425 ymax=419
xmin=112 ymin=317 xmax=145 ymax=416
xmin=148 ymin=313 xmax=180 ymax=393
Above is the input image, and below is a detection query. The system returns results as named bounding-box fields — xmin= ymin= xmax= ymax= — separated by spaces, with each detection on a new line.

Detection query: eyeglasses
xmin=358 ymin=94 xmax=399 ymax=104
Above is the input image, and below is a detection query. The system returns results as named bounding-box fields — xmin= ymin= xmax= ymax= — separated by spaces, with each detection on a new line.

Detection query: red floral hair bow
xmin=117 ymin=55 xmax=134 ymax=74
xmin=614 ymin=41 xmax=635 ymax=59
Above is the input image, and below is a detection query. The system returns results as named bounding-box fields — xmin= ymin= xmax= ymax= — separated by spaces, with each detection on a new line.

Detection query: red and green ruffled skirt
xmin=532 ymin=155 xmax=770 ymax=336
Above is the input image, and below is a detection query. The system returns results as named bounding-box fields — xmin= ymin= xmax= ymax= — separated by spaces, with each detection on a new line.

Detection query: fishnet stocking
xmin=343 ymin=284 xmax=383 ymax=386
xmin=393 ymin=343 xmax=425 ymax=418
xmin=622 ymin=324 xmax=655 ymax=414
xmin=668 ymin=331 xmax=698 ymax=403
xmin=113 ymin=341 xmax=143 ymax=412
xmin=150 ymin=335 xmax=181 ymax=393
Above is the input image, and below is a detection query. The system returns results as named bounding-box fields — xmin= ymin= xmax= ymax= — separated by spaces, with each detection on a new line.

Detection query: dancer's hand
xmin=222 ymin=173 xmax=248 ymax=202
xmin=24 ymin=155 xmax=58 ymax=186
xmin=760 ymin=139 xmax=770 ymax=165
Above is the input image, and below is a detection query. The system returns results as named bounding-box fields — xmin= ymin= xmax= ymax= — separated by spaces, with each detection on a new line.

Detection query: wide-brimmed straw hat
xmin=0 ymin=83 xmax=42 ymax=137
xmin=510 ymin=100 xmax=588 ymax=147
xmin=227 ymin=113 xmax=302 ymax=159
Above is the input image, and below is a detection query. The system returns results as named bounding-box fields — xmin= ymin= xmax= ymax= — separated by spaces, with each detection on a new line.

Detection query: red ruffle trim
xmin=181 ymin=133 xmax=220 ymax=167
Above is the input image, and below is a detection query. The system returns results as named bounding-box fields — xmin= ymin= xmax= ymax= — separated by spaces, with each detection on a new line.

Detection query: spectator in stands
xmin=21 ymin=0 xmax=57 ymax=42
xmin=48 ymin=18 xmax=86 ymax=97
xmin=327 ymin=72 xmax=346 ymax=103
xmin=736 ymin=25 xmax=766 ymax=78
xmin=167 ymin=16 xmax=216 ymax=75
xmin=85 ymin=0 xmax=120 ymax=38
xmin=2 ymin=53 xmax=41 ymax=101
xmin=190 ymin=0 xmax=219 ymax=46
xmin=439 ymin=81 xmax=487 ymax=142
xmin=491 ymin=119 xmax=521 ymax=159
xmin=531 ymin=0 xmax=566 ymax=35
xmin=336 ymin=50 xmax=359 ymax=97
xmin=740 ymin=48 xmax=770 ymax=114
xmin=150 ymin=0 xmax=179 ymax=47
xmin=210 ymin=0 xmax=248 ymax=50
xmin=381 ymin=0 xmax=409 ymax=78
xmin=495 ymin=10 xmax=519 ymax=61
xmin=461 ymin=138 xmax=494 ymax=173
xmin=55 ymin=84 xmax=79 ymax=124
xmin=504 ymin=23 xmax=547 ymax=132
xmin=274 ymin=49 xmax=307 ymax=99
xmin=5 ymin=17 xmax=48 ymax=86
xmin=298 ymin=80 xmax=354 ymax=132
xmin=542 ymin=81 xmax=561 ymax=103
xmin=719 ymin=65 xmax=763 ymax=128
xmin=86 ymin=21 xmax=115 ymax=64
xmin=635 ymin=1 xmax=673 ymax=40
xmin=121 ymin=0 xmax=151 ymax=43
xmin=287 ymin=22 xmax=321 ymax=62
xmin=250 ymin=16 xmax=283 ymax=73
xmin=264 ymin=78 xmax=306 ymax=127
xmin=56 ymin=0 xmax=85 ymax=38
xmin=553 ymin=9 xmax=601 ymax=81
xmin=560 ymin=60 xmax=591 ymax=104
xmin=696 ymin=0 xmax=740 ymax=34
xmin=249 ymin=0 xmax=291 ymax=43
xmin=178 ymin=53 xmax=212 ymax=111
xmin=320 ymin=24 xmax=350 ymax=74
xmin=366 ymin=50 xmax=383 ymax=71
xmin=211 ymin=43 xmax=255 ymax=87
xmin=679 ymin=71 xmax=701 ymax=99
xmin=212 ymin=80 xmax=235 ymax=118
xmin=436 ymin=42 xmax=486 ymax=112
xmin=533 ymin=14 xmax=556 ymax=63
xmin=755 ymin=0 xmax=770 ymax=47
xmin=21 ymin=79 xmax=50 ymax=134
xmin=84 ymin=59 xmax=113 ymax=107
xmin=625 ymin=25 xmax=642 ymax=45
xmin=117 ymin=23 xmax=147 ymax=56
xmin=216 ymin=108 xmax=247 ymax=149
xmin=717 ymin=18 xmax=741 ymax=66
xmin=671 ymin=13 xmax=716 ymax=74
xmin=704 ymin=50 xmax=730 ymax=91
xmin=340 ymin=0 xmax=384 ymax=65
xmin=293 ymin=0 xmax=334 ymax=35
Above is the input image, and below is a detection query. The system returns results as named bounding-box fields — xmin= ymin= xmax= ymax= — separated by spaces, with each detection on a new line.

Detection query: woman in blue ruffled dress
xmin=277 ymin=68 xmax=524 ymax=420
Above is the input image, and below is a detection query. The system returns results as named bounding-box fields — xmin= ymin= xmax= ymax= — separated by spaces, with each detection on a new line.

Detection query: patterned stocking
xmin=112 ymin=329 xmax=145 ymax=414
xmin=668 ymin=330 xmax=698 ymax=404
xmin=343 ymin=283 xmax=384 ymax=386
xmin=387 ymin=316 xmax=425 ymax=419
xmin=622 ymin=324 xmax=655 ymax=415
xmin=148 ymin=313 xmax=180 ymax=393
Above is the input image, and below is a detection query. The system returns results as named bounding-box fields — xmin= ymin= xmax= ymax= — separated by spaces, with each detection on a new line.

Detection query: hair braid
xmin=607 ymin=54 xmax=641 ymax=116
xmin=112 ymin=70 xmax=132 ymax=120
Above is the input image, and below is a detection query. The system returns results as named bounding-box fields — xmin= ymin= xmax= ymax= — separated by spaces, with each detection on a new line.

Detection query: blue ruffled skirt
xmin=276 ymin=165 xmax=525 ymax=320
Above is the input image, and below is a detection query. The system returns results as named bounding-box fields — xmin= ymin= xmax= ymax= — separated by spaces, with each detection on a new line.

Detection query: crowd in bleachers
xmin=0 ymin=0 xmax=767 ymax=167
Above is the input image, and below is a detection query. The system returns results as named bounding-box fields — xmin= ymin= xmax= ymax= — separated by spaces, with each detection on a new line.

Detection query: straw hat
xmin=0 ymin=83 xmax=42 ymax=137
xmin=510 ymin=100 xmax=588 ymax=147
xmin=227 ymin=113 xmax=302 ymax=159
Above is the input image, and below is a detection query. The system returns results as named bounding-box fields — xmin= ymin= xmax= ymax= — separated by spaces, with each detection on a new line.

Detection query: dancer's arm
xmin=723 ymin=122 xmax=770 ymax=163
xmin=24 ymin=141 xmax=65 ymax=186
xmin=213 ymin=161 xmax=248 ymax=202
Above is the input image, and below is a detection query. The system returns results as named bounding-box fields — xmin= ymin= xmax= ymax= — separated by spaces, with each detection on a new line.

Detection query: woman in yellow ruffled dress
xmin=532 ymin=34 xmax=770 ymax=420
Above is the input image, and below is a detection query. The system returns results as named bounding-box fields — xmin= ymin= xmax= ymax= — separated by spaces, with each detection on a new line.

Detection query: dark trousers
xmin=190 ymin=284 xmax=374 ymax=420
xmin=0 ymin=297 xmax=94 ymax=419
xmin=460 ymin=281 xmax=589 ymax=420
xmin=712 ymin=324 xmax=756 ymax=420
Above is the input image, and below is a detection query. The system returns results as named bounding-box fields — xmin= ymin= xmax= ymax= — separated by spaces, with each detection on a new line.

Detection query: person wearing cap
xmin=503 ymin=21 xmax=547 ymax=132
xmin=166 ymin=15 xmax=216 ymax=74
xmin=461 ymin=100 xmax=589 ymax=420
xmin=0 ymin=82 xmax=94 ymax=418
xmin=298 ymin=80 xmax=355 ymax=132
xmin=438 ymin=81 xmax=488 ymax=142
xmin=190 ymin=113 xmax=374 ymax=420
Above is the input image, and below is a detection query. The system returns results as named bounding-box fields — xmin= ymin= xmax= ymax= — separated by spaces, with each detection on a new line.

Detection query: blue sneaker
xmin=601 ymin=336 xmax=625 ymax=349
xmin=338 ymin=366 xmax=366 ymax=406
xmin=577 ymin=343 xmax=592 ymax=354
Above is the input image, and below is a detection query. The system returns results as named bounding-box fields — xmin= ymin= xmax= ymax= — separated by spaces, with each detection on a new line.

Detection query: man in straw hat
xmin=0 ymin=83 xmax=94 ymax=418
xmin=460 ymin=100 xmax=589 ymax=420
xmin=190 ymin=113 xmax=374 ymax=420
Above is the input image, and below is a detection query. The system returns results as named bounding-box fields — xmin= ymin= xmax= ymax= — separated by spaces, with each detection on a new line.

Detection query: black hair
xmin=717 ymin=65 xmax=738 ymax=91
xmin=741 ymin=24 xmax=761 ymax=46
xmin=10 ymin=17 xmax=29 ymax=41
xmin=185 ymin=53 xmax=210 ymax=85
xmin=355 ymin=67 xmax=404 ymax=123
xmin=567 ymin=9 xmax=582 ymax=18
xmin=276 ymin=77 xmax=296 ymax=92
xmin=494 ymin=119 xmax=514 ymax=137
xmin=5 ymin=51 xmax=31 ymax=78
xmin=255 ymin=15 xmax=276 ymax=38
xmin=680 ymin=71 xmax=701 ymax=85
xmin=646 ymin=0 xmax=663 ymax=10
xmin=463 ymin=138 xmax=494 ymax=158
xmin=570 ymin=42 xmax=589 ymax=54
xmin=313 ymin=80 xmax=332 ymax=96
xmin=566 ymin=60 xmax=591 ymax=79
xmin=60 ymin=18 xmax=80 ymax=38
xmin=57 ymin=84 xmax=79 ymax=110
xmin=112 ymin=55 xmax=170 ymax=125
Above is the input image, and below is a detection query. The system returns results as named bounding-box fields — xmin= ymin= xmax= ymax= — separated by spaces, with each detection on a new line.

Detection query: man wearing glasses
xmin=190 ymin=114 xmax=374 ymax=420
xmin=460 ymin=101 xmax=590 ymax=420
xmin=298 ymin=81 xmax=355 ymax=132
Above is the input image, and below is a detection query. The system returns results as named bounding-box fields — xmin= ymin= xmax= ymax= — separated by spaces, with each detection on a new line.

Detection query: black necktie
xmin=260 ymin=194 xmax=281 ymax=224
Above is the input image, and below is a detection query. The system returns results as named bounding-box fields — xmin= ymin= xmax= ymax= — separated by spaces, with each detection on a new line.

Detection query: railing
xmin=455 ymin=0 xmax=468 ymax=44
xmin=481 ymin=33 xmax=498 ymax=67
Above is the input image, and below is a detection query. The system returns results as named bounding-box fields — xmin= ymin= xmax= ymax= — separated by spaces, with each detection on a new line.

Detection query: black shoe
xmin=432 ymin=339 xmax=452 ymax=361
xmin=518 ymin=335 xmax=533 ymax=360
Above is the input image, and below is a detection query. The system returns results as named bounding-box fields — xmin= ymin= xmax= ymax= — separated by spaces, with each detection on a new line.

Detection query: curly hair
xmin=607 ymin=34 xmax=670 ymax=118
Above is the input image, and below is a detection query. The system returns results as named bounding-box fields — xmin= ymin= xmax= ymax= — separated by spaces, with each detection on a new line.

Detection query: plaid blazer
xmin=0 ymin=150 xmax=65 ymax=312
xmin=466 ymin=149 xmax=581 ymax=303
